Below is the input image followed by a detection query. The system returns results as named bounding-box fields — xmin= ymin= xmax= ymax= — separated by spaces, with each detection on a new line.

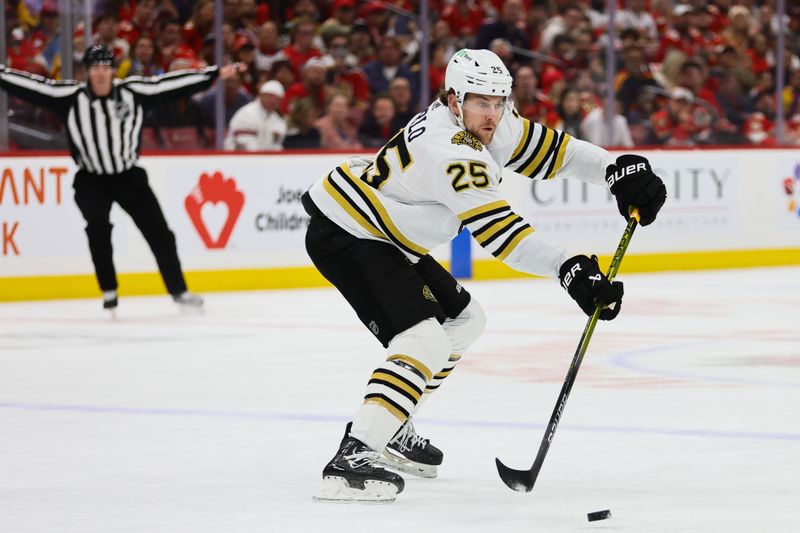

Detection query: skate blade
xmin=378 ymin=451 xmax=438 ymax=479
xmin=313 ymin=476 xmax=398 ymax=503
xmin=176 ymin=304 xmax=204 ymax=315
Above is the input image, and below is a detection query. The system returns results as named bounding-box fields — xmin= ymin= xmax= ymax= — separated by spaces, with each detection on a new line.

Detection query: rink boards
xmin=1 ymin=148 xmax=799 ymax=301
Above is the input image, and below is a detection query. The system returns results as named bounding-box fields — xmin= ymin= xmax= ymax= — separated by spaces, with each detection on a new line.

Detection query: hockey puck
xmin=587 ymin=510 xmax=611 ymax=522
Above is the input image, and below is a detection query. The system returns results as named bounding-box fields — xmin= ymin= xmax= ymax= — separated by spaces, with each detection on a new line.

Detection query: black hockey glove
xmin=558 ymin=255 xmax=624 ymax=320
xmin=606 ymin=154 xmax=667 ymax=226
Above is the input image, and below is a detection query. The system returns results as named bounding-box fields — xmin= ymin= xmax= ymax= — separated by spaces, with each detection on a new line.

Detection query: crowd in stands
xmin=4 ymin=0 xmax=800 ymax=151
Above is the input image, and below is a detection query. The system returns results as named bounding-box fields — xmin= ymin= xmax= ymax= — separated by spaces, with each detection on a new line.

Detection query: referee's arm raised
xmin=120 ymin=62 xmax=245 ymax=108
xmin=0 ymin=65 xmax=80 ymax=114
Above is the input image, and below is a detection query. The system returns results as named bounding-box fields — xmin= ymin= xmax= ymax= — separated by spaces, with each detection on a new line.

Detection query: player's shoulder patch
xmin=451 ymin=130 xmax=484 ymax=152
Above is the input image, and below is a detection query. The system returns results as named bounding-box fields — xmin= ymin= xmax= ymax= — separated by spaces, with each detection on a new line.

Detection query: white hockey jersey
xmin=307 ymin=99 xmax=613 ymax=279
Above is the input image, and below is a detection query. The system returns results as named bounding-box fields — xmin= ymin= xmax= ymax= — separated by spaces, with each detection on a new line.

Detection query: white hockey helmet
xmin=444 ymin=49 xmax=513 ymax=126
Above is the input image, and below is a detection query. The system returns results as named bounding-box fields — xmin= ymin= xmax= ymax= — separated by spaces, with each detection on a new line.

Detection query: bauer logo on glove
xmin=606 ymin=154 xmax=667 ymax=226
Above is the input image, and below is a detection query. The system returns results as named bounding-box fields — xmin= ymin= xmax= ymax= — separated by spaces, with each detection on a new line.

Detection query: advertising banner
xmin=1 ymin=149 xmax=799 ymax=286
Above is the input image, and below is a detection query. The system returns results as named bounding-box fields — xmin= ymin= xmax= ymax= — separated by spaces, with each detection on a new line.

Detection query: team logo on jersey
xmin=369 ymin=320 xmax=380 ymax=335
xmin=422 ymin=285 xmax=438 ymax=302
xmin=114 ymin=101 xmax=131 ymax=120
xmin=185 ymin=171 xmax=245 ymax=249
xmin=451 ymin=131 xmax=483 ymax=152
xmin=782 ymin=163 xmax=800 ymax=217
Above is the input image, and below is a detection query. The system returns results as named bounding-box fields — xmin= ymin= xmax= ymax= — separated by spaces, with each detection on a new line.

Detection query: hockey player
xmin=301 ymin=49 xmax=666 ymax=502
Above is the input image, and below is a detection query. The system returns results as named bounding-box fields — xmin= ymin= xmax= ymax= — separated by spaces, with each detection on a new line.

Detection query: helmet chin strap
xmin=452 ymin=92 xmax=466 ymax=130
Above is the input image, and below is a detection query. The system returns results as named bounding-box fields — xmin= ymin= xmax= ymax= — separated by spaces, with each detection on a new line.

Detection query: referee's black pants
xmin=73 ymin=166 xmax=188 ymax=295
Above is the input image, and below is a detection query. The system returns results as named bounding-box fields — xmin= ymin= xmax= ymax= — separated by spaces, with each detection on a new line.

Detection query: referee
xmin=0 ymin=45 xmax=243 ymax=312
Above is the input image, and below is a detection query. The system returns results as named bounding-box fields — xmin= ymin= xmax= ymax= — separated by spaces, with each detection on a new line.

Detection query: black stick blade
xmin=495 ymin=458 xmax=535 ymax=492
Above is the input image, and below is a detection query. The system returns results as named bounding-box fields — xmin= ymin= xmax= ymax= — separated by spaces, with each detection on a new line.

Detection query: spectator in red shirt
xmin=440 ymin=1 xmax=485 ymax=40
xmin=183 ymin=0 xmax=215 ymax=54
xmin=746 ymin=33 xmax=771 ymax=76
xmin=324 ymin=31 xmax=371 ymax=124
xmin=283 ymin=56 xmax=328 ymax=117
xmin=156 ymin=18 xmax=197 ymax=72
xmin=28 ymin=2 xmax=60 ymax=55
xmin=512 ymin=65 xmax=554 ymax=124
xmin=654 ymin=4 xmax=701 ymax=63
xmin=648 ymin=87 xmax=698 ymax=146
xmin=678 ymin=59 xmax=721 ymax=114
xmin=93 ymin=12 xmax=130 ymax=62
xmin=283 ymin=18 xmax=323 ymax=79
xmin=118 ymin=0 xmax=158 ymax=46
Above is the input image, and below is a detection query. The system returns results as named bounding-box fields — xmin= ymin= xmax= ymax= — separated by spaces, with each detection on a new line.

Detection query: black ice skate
xmin=314 ymin=423 xmax=405 ymax=503
xmin=102 ymin=291 xmax=118 ymax=318
xmin=379 ymin=418 xmax=443 ymax=479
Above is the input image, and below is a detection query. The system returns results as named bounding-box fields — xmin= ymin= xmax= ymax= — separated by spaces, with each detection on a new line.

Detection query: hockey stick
xmin=495 ymin=209 xmax=640 ymax=493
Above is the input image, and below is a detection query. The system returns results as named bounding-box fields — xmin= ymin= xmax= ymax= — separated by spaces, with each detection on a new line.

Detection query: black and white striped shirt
xmin=0 ymin=66 xmax=220 ymax=174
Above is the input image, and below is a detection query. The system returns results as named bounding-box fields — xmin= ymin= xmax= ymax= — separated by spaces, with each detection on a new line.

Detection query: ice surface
xmin=1 ymin=267 xmax=798 ymax=532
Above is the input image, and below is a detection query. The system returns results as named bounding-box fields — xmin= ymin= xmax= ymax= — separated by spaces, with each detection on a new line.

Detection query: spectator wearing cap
xmin=349 ymin=20 xmax=376 ymax=66
xmin=93 ymin=12 xmax=130 ymax=62
xmin=649 ymin=87 xmax=699 ymax=146
xmin=358 ymin=93 xmax=396 ymax=147
xmin=234 ymin=36 xmax=259 ymax=94
xmin=283 ymin=18 xmax=323 ymax=80
xmin=722 ymin=5 xmax=754 ymax=55
xmin=283 ymin=56 xmax=328 ymax=117
xmin=360 ymin=1 xmax=390 ymax=48
xmin=117 ymin=35 xmax=164 ymax=78
xmin=183 ymin=0 xmax=215 ymax=54
xmin=362 ymin=36 xmax=419 ymax=105
xmin=321 ymin=0 xmax=357 ymax=36
xmin=225 ymin=80 xmax=287 ymax=151
xmin=316 ymin=92 xmax=363 ymax=150
xmin=654 ymin=4 xmax=701 ymax=63
xmin=118 ymin=0 xmax=158 ymax=47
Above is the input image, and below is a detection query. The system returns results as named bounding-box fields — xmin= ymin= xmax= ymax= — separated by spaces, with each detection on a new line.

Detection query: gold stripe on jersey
xmin=387 ymin=353 xmax=433 ymax=382
xmin=545 ymin=133 xmax=572 ymax=180
xmin=472 ymin=213 xmax=521 ymax=245
xmin=322 ymin=175 xmax=387 ymax=240
xmin=369 ymin=370 xmax=423 ymax=403
xmin=495 ymin=225 xmax=535 ymax=261
xmin=337 ymin=165 xmax=429 ymax=258
xmin=519 ymin=126 xmax=555 ymax=177
xmin=364 ymin=394 xmax=409 ymax=421
xmin=458 ymin=200 xmax=511 ymax=225
xmin=509 ymin=117 xmax=532 ymax=164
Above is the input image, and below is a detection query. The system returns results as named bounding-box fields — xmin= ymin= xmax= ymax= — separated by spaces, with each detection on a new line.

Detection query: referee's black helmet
xmin=83 ymin=44 xmax=114 ymax=66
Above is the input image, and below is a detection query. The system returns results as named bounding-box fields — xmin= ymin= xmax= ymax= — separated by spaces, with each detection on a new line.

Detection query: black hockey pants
xmin=72 ymin=166 xmax=187 ymax=295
